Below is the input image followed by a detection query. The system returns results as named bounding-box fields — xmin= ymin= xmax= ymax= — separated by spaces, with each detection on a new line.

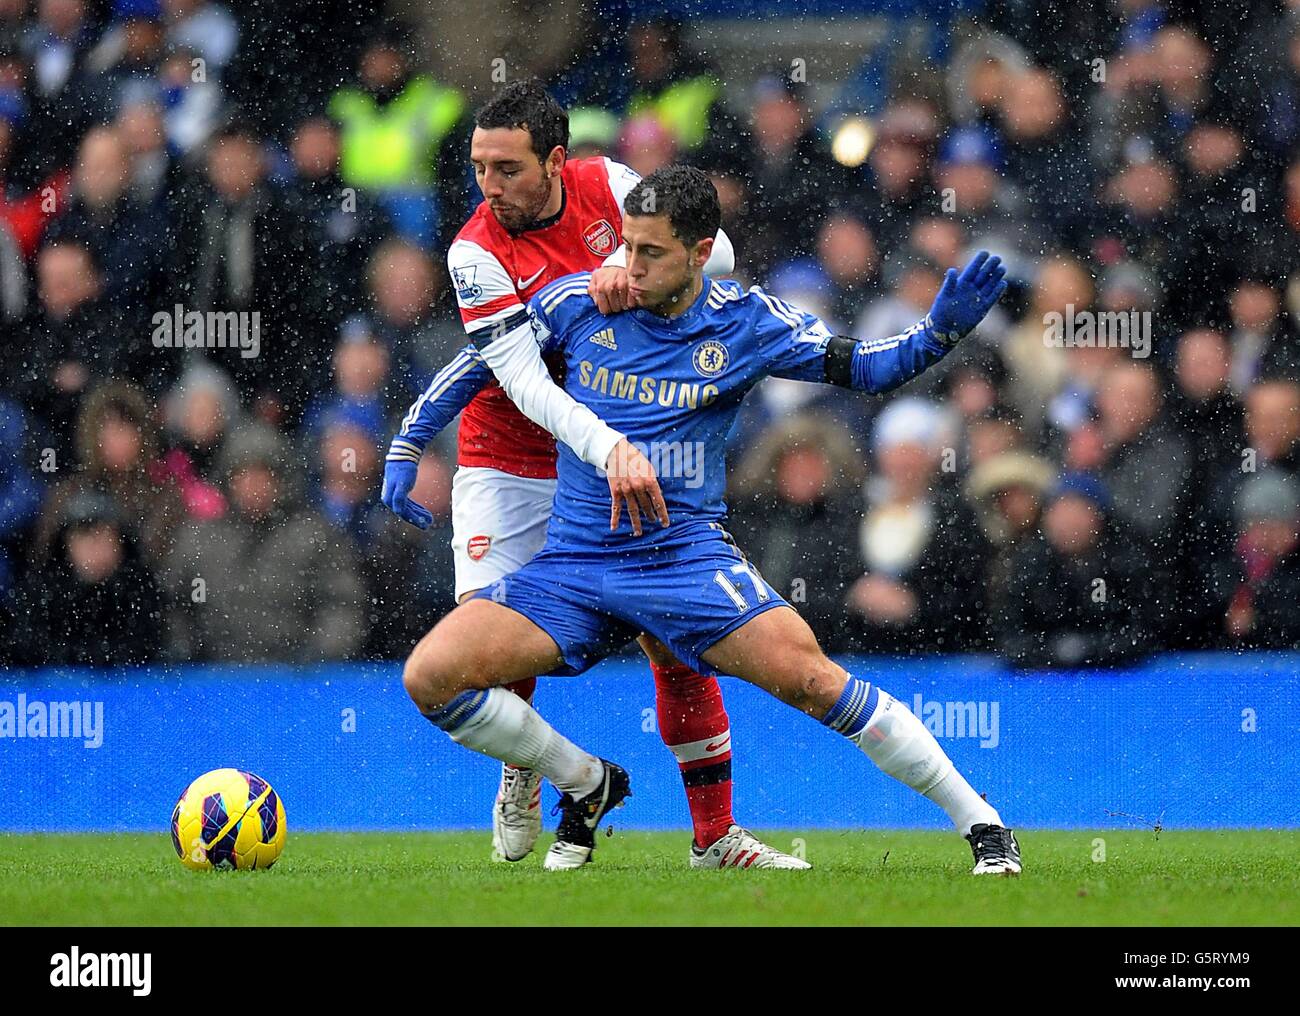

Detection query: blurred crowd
xmin=2 ymin=0 xmax=1299 ymax=668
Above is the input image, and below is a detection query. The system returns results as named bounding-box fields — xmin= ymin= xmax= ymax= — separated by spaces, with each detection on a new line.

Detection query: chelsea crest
xmin=692 ymin=340 xmax=728 ymax=377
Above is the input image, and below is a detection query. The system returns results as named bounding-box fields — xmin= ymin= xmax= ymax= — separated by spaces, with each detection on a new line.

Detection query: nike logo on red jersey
xmin=516 ymin=266 xmax=546 ymax=290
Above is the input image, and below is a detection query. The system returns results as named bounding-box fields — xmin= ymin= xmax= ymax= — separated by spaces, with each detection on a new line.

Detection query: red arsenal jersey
xmin=446 ymin=156 xmax=640 ymax=478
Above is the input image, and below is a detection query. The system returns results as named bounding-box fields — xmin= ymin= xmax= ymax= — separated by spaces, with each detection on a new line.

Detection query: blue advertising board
xmin=0 ymin=653 xmax=1295 ymax=832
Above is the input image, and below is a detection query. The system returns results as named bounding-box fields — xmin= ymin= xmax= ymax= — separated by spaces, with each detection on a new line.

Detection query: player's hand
xmin=605 ymin=438 xmax=669 ymax=536
xmin=381 ymin=455 xmax=433 ymax=530
xmin=588 ymin=266 xmax=632 ymax=314
xmin=926 ymin=250 xmax=1008 ymax=347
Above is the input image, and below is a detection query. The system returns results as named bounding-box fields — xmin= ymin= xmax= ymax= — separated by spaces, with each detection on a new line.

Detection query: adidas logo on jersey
xmin=589 ymin=328 xmax=618 ymax=350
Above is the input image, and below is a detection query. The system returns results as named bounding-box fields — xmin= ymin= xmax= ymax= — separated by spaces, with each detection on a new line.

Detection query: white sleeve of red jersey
xmin=600 ymin=158 xmax=736 ymax=276
xmin=447 ymin=238 xmax=524 ymax=336
xmin=603 ymin=157 xmax=643 ymax=210
xmin=471 ymin=307 xmax=624 ymax=470
xmin=447 ymin=238 xmax=624 ymax=468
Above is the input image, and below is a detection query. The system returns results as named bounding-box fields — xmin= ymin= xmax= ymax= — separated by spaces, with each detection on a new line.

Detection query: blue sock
xmin=822 ymin=676 xmax=878 ymax=738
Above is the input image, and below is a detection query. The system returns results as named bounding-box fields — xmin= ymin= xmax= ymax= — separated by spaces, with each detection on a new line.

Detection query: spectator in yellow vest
xmin=328 ymin=20 xmax=468 ymax=249
xmin=623 ymin=16 xmax=738 ymax=154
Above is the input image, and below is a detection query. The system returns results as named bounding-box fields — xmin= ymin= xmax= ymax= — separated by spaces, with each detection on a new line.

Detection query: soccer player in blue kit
xmin=401 ymin=165 xmax=1021 ymax=875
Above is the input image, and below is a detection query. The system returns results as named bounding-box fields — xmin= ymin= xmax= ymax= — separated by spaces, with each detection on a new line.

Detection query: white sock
xmin=505 ymin=687 xmax=534 ymax=773
xmin=849 ymin=689 xmax=1002 ymax=837
xmin=923 ymin=767 xmax=1003 ymax=839
xmin=430 ymin=688 xmax=602 ymax=797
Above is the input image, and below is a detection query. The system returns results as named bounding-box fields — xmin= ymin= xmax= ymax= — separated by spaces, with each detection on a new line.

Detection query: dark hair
xmin=631 ymin=16 xmax=686 ymax=57
xmin=475 ymin=78 xmax=569 ymax=165
xmin=363 ymin=18 xmax=416 ymax=61
xmin=623 ymin=164 xmax=720 ymax=247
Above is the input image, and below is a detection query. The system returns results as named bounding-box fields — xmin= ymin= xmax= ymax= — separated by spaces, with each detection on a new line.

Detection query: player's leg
xmin=403 ymin=556 xmax=639 ymax=869
xmin=453 ymin=587 xmax=540 ymax=861
xmin=638 ymin=633 xmax=808 ymax=869
xmin=403 ymin=598 xmax=603 ymax=793
xmin=701 ymin=606 xmax=1020 ymax=874
xmin=617 ymin=526 xmax=1017 ymax=874
xmin=637 ymin=634 xmax=734 ymax=846
xmin=449 ymin=466 xmax=554 ymax=860
xmin=461 ymin=587 xmax=537 ymax=717
xmin=458 ymin=591 xmax=538 ymax=715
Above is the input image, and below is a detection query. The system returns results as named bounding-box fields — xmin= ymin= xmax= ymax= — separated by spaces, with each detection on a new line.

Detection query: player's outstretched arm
xmin=381 ymin=344 xmax=492 ymax=529
xmin=447 ymin=241 xmax=634 ymax=470
xmin=925 ymin=250 xmax=1008 ymax=348
xmin=825 ymin=251 xmax=1006 ymax=393
xmin=473 ymin=307 xmax=625 ymax=467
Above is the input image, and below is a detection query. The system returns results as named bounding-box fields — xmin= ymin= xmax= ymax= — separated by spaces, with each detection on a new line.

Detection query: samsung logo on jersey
xmin=577 ymin=361 xmax=720 ymax=409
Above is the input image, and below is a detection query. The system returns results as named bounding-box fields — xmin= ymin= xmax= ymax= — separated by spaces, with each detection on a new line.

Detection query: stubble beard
xmin=496 ymin=176 xmax=554 ymax=234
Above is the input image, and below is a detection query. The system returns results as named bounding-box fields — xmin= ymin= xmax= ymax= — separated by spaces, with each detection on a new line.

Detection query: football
xmin=170 ymin=769 xmax=287 ymax=871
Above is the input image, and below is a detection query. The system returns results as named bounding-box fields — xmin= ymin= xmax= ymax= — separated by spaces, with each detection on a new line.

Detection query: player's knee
xmin=786 ymin=650 xmax=841 ymax=710
xmin=400 ymin=648 xmax=435 ymax=711
xmin=807 ymin=666 xmax=844 ymax=711
xmin=790 ymin=672 xmax=823 ymax=708
xmin=402 ymin=636 xmax=463 ymax=713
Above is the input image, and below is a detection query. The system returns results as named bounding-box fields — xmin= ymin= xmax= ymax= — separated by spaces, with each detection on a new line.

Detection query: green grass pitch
xmin=3 ymin=830 xmax=1296 ymax=926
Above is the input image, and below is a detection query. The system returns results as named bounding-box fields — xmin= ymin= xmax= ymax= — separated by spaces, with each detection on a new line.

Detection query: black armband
xmin=472 ymin=308 xmax=531 ymax=347
xmin=823 ymin=335 xmax=857 ymax=388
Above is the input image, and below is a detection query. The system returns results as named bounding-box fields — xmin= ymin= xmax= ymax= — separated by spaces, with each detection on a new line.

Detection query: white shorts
xmin=450 ymin=466 xmax=558 ymax=601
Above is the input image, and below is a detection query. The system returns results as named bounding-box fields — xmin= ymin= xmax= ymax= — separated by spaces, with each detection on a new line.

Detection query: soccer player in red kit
xmin=382 ymin=79 xmax=806 ymax=870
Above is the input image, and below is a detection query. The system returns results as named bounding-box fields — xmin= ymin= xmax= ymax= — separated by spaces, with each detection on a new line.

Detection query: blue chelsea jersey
xmin=526 ymin=271 xmax=948 ymax=544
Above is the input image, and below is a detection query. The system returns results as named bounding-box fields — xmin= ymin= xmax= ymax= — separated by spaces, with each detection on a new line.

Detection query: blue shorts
xmin=470 ymin=520 xmax=790 ymax=676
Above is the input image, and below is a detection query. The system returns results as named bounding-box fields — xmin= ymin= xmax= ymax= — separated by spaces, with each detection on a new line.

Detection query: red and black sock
xmin=651 ymin=661 xmax=735 ymax=849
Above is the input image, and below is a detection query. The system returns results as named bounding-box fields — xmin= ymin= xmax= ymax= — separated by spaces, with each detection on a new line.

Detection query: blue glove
xmin=926 ymin=250 xmax=1008 ymax=347
xmin=382 ymin=437 xmax=433 ymax=529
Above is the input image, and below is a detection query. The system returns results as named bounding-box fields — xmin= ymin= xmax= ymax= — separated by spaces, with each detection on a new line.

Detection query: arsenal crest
xmin=467 ymin=535 xmax=491 ymax=561
xmin=582 ymin=219 xmax=617 ymax=256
